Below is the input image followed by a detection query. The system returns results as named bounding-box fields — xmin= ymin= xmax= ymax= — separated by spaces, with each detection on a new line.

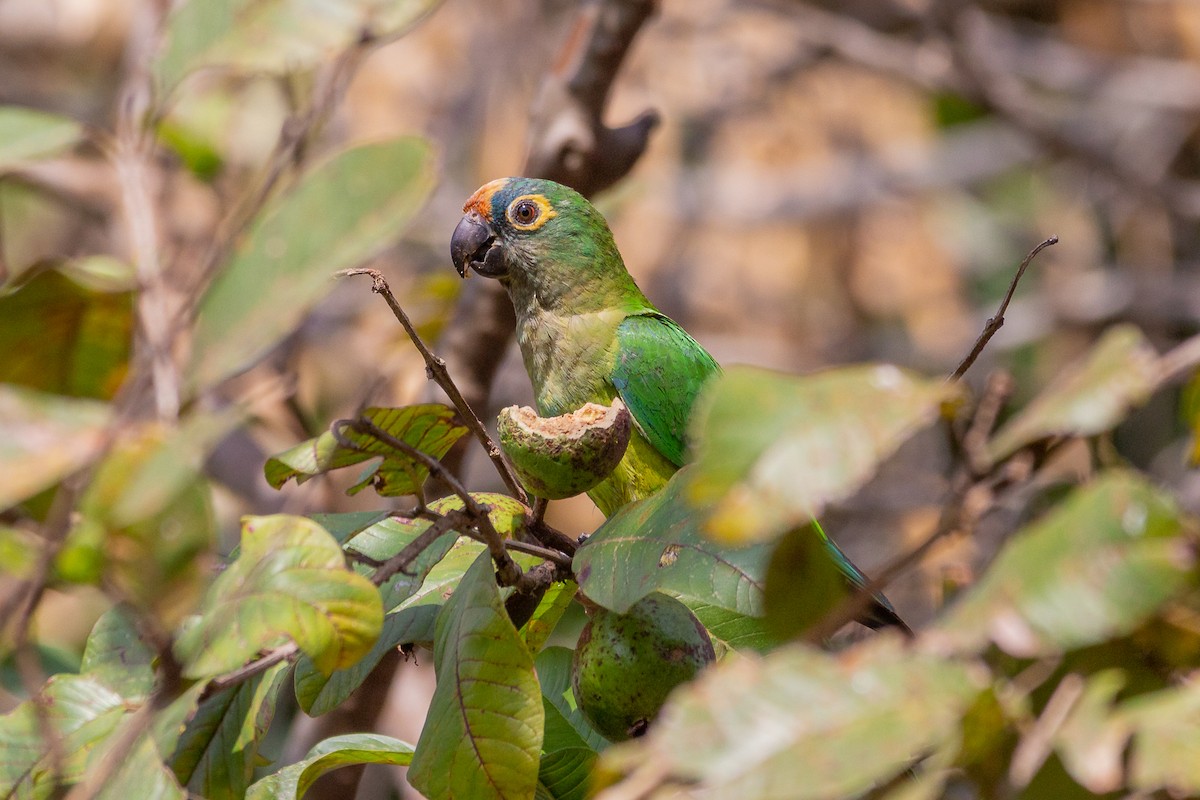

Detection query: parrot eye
xmin=511 ymin=200 xmax=539 ymax=226
xmin=505 ymin=194 xmax=557 ymax=230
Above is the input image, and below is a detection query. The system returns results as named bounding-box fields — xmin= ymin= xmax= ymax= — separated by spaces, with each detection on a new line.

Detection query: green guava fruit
xmin=571 ymin=592 xmax=715 ymax=741
xmin=497 ymin=400 xmax=631 ymax=500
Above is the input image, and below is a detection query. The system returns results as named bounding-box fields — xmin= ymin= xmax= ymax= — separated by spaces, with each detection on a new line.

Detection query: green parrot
xmin=450 ymin=177 xmax=908 ymax=632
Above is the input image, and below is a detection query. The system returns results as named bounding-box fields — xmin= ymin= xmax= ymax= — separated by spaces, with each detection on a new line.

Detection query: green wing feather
xmin=611 ymin=313 xmax=720 ymax=467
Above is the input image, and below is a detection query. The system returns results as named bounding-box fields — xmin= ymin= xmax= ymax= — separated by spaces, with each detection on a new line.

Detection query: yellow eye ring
xmin=506 ymin=194 xmax=557 ymax=231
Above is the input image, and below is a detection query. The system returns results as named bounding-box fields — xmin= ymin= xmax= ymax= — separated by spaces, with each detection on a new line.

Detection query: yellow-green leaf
xmin=931 ymin=472 xmax=1193 ymax=657
xmin=987 ymin=325 xmax=1159 ymax=462
xmin=0 ymin=106 xmax=82 ymax=168
xmin=176 ymin=515 xmax=383 ymax=677
xmin=265 ymin=404 xmax=467 ymax=497
xmin=0 ymin=385 xmax=111 ymax=511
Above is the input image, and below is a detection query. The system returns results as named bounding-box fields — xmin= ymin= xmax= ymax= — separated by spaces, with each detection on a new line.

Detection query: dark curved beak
xmin=450 ymin=211 xmax=506 ymax=279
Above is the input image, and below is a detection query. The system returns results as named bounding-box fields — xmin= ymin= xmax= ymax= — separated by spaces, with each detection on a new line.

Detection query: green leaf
xmin=61 ymin=415 xmax=231 ymax=620
xmin=97 ymin=734 xmax=187 ymax=800
xmin=175 ymin=515 xmax=383 ymax=678
xmin=522 ymin=582 xmax=578 ymax=655
xmin=1125 ymin=680 xmax=1200 ymax=793
xmin=409 ymin=552 xmax=544 ymax=800
xmin=309 ymin=510 xmax=392 ymax=545
xmin=762 ymin=524 xmax=849 ymax=641
xmin=537 ymin=748 xmax=597 ymax=800
xmin=94 ymin=687 xmax=203 ymax=800
xmin=0 ymin=267 xmax=133 ymax=399
xmin=536 ymin=647 xmax=607 ymax=754
xmin=170 ymin=662 xmax=288 ymax=800
xmin=597 ymin=637 xmax=983 ymax=799
xmin=0 ymin=106 xmax=82 ymax=168
xmin=686 ymin=365 xmax=955 ymax=543
xmin=264 ymin=404 xmax=467 ymax=497
xmin=247 ymin=733 xmax=414 ymax=800
xmin=988 ymin=325 xmax=1160 ymax=462
xmin=156 ymin=0 xmax=442 ymax=89
xmin=931 ymin=471 xmax=1193 ymax=657
xmin=0 ymin=675 xmax=130 ymax=797
xmin=294 ymin=604 xmax=440 ymax=716
xmin=574 ymin=467 xmax=773 ymax=649
xmin=80 ymin=606 xmax=156 ymax=700
xmin=0 ymin=385 xmax=111 ymax=511
xmin=189 ymin=137 xmax=434 ymax=390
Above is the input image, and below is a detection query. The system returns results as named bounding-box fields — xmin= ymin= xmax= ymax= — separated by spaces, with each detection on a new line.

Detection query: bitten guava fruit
xmin=571 ymin=592 xmax=715 ymax=741
xmin=497 ymin=400 xmax=631 ymax=500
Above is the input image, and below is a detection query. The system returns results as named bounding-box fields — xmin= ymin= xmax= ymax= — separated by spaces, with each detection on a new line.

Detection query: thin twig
xmin=204 ymin=642 xmax=299 ymax=697
xmin=370 ymin=511 xmax=469 ymax=587
xmin=337 ymin=268 xmax=528 ymax=503
xmin=801 ymin=370 xmax=1020 ymax=642
xmin=335 ymin=417 xmax=521 ymax=585
xmin=110 ymin=1 xmax=177 ymax=420
xmin=503 ymin=539 xmax=573 ymax=570
xmin=950 ymin=236 xmax=1058 ymax=381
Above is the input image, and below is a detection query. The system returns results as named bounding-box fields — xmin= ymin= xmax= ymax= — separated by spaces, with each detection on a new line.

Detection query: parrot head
xmin=450 ymin=177 xmax=622 ymax=288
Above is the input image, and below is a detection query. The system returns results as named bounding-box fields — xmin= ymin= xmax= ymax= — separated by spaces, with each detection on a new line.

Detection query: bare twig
xmin=204 ymin=642 xmax=299 ymax=697
xmin=1156 ymin=331 xmax=1200 ymax=386
xmin=524 ymin=0 xmax=660 ymax=197
xmin=337 ymin=268 xmax=529 ymax=504
xmin=111 ymin=1 xmax=177 ymax=420
xmin=802 ymin=370 xmax=1021 ymax=642
xmin=335 ymin=417 xmax=521 ymax=585
xmin=370 ymin=510 xmax=470 ymax=587
xmin=950 ymin=236 xmax=1058 ymax=382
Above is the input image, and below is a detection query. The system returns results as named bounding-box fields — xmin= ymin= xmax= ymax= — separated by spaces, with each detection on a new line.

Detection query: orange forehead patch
xmin=463 ymin=178 xmax=508 ymax=220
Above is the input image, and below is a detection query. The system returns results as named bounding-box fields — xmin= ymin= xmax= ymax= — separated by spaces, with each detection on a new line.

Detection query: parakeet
xmin=450 ymin=177 xmax=908 ymax=632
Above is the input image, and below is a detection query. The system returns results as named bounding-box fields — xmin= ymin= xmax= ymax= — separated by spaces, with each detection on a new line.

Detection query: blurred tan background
xmin=3 ymin=0 xmax=1199 ymax=795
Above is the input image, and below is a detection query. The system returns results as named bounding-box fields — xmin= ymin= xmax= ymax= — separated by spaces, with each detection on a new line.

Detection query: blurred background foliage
xmin=2 ymin=0 xmax=1200 ymax=797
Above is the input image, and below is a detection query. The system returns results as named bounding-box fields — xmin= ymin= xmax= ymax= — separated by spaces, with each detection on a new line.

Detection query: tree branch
xmin=950 ymin=236 xmax=1058 ymax=382
xmin=338 ymin=268 xmax=529 ymax=504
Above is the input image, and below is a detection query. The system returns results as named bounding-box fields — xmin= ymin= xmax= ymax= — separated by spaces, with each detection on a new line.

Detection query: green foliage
xmin=574 ymin=466 xmax=775 ymax=650
xmin=596 ymin=636 xmax=985 ymax=799
xmin=264 ymin=403 xmax=467 ymax=496
xmin=0 ymin=105 xmax=82 ymax=168
xmin=0 ymin=267 xmax=133 ymax=398
xmin=246 ymin=734 xmax=414 ymax=800
xmin=175 ymin=514 xmax=383 ymax=677
xmin=932 ymin=472 xmax=1194 ymax=656
xmin=687 ymin=364 xmax=957 ymax=543
xmin=170 ymin=663 xmax=289 ymax=800
xmin=156 ymin=0 xmax=443 ymax=89
xmin=188 ymin=137 xmax=435 ymax=389
xmin=0 ymin=384 xmax=111 ymax=510
xmin=986 ymin=325 xmax=1160 ymax=462
xmin=408 ymin=552 xmax=545 ymax=800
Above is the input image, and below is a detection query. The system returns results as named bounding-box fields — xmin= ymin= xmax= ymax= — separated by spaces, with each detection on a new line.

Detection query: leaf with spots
xmin=409 ymin=551 xmax=544 ymax=800
xmin=574 ymin=468 xmax=774 ymax=651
